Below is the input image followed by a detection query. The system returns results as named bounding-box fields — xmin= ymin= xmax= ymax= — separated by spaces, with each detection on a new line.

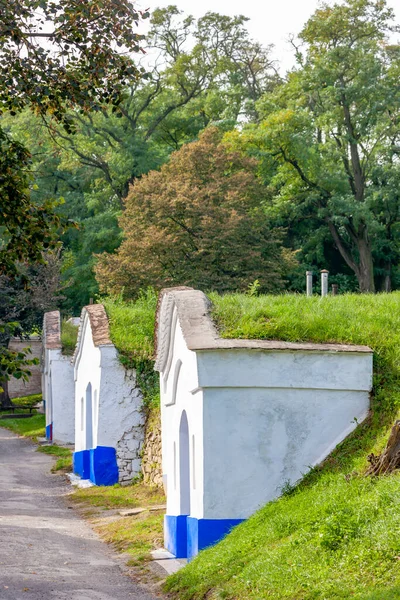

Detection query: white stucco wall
xmin=43 ymin=347 xmax=75 ymax=445
xmin=74 ymin=309 xmax=145 ymax=482
xmin=157 ymin=288 xmax=373 ymax=525
xmin=161 ymin=308 xmax=204 ymax=519
xmin=74 ymin=313 xmax=101 ymax=452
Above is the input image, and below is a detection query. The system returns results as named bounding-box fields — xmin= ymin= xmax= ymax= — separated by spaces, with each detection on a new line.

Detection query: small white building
xmin=42 ymin=311 xmax=75 ymax=444
xmin=155 ymin=288 xmax=373 ymax=559
xmin=73 ymin=304 xmax=145 ymax=485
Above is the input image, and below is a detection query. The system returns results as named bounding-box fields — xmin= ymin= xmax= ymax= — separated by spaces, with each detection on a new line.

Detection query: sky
xmin=138 ymin=0 xmax=400 ymax=73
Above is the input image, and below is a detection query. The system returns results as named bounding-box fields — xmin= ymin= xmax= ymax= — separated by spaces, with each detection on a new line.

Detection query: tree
xmin=95 ymin=127 xmax=294 ymax=297
xmin=0 ymin=0 xmax=148 ymax=386
xmin=247 ymin=0 xmax=400 ymax=292
xmin=4 ymin=6 xmax=281 ymax=310
xmin=0 ymin=0 xmax=148 ymax=275
xmin=0 ymin=252 xmax=64 ymax=407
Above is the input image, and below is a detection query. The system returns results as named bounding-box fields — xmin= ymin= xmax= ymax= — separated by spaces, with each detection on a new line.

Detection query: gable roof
xmin=154 ymin=288 xmax=372 ymax=373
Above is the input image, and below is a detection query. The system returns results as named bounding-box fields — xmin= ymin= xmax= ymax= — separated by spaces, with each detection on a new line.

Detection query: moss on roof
xmin=103 ymin=290 xmax=158 ymax=407
xmin=60 ymin=319 xmax=79 ymax=356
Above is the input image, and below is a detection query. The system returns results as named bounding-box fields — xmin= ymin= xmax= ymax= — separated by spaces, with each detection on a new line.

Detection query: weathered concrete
xmin=0 ymin=429 xmax=156 ymax=600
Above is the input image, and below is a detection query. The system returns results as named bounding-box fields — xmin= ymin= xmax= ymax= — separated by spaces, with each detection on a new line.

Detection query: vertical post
xmin=89 ymin=298 xmax=94 ymax=305
xmin=306 ymin=271 xmax=313 ymax=297
xmin=332 ymin=284 xmax=338 ymax=296
xmin=321 ymin=270 xmax=329 ymax=297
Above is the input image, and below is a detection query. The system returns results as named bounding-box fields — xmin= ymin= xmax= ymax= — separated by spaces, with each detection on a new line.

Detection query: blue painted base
xmin=187 ymin=517 xmax=244 ymax=560
xmin=73 ymin=449 xmax=90 ymax=479
xmin=45 ymin=423 xmax=52 ymax=441
xmin=89 ymin=446 xmax=119 ymax=486
xmin=164 ymin=515 xmax=188 ymax=558
xmin=164 ymin=515 xmax=245 ymax=559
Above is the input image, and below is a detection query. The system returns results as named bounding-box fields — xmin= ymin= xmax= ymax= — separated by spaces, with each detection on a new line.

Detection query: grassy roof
xmin=60 ymin=319 xmax=79 ymax=356
xmin=166 ymin=292 xmax=400 ymax=600
xmin=102 ymin=290 xmax=158 ymax=407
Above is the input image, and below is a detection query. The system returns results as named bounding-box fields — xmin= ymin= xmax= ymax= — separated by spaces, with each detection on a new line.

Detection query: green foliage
xmin=166 ymin=291 xmax=400 ymax=599
xmin=166 ymin=475 xmax=400 ymax=599
xmin=96 ymin=127 xmax=294 ymax=298
xmin=0 ymin=324 xmax=38 ymax=393
xmin=103 ymin=290 xmax=159 ymax=408
xmin=0 ymin=414 xmax=45 ymax=440
xmin=0 ymin=0 xmax=148 ymax=120
xmin=71 ymin=481 xmax=165 ymax=509
xmin=60 ymin=319 xmax=79 ymax=356
xmin=233 ymin=0 xmax=400 ymax=293
xmin=37 ymin=444 xmax=72 ymax=472
xmin=0 ymin=129 xmax=60 ymax=277
xmin=10 ymin=393 xmax=42 ymax=407
xmin=0 ymin=0 xmax=149 ymax=379
xmin=4 ymin=6 xmax=280 ymax=311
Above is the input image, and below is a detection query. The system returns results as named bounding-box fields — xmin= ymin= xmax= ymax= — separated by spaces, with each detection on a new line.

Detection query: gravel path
xmin=0 ymin=428 xmax=157 ymax=600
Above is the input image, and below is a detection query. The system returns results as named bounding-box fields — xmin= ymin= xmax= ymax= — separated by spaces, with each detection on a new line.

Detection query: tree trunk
xmin=0 ymin=379 xmax=12 ymax=408
xmin=327 ymin=221 xmax=375 ymax=293
xmin=382 ymin=261 xmax=392 ymax=293
xmin=356 ymin=236 xmax=375 ymax=293
xmin=366 ymin=420 xmax=400 ymax=476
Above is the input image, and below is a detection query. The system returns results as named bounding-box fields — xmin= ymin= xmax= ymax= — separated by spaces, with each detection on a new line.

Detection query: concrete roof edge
xmin=154 ymin=289 xmax=372 ymax=372
xmin=72 ymin=304 xmax=114 ymax=366
xmin=43 ymin=310 xmax=62 ymax=350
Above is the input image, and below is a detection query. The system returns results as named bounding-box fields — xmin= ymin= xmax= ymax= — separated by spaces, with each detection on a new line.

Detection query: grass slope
xmin=103 ymin=290 xmax=158 ymax=407
xmin=166 ymin=292 xmax=400 ymax=600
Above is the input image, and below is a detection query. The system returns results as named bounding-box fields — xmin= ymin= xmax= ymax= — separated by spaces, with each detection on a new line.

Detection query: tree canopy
xmin=237 ymin=0 xmax=400 ymax=292
xmin=96 ymin=127 xmax=295 ymax=296
xmin=0 ymin=0 xmax=148 ymax=388
xmin=4 ymin=6 xmax=281 ymax=310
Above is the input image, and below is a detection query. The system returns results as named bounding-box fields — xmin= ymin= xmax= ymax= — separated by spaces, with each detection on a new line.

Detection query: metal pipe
xmin=321 ymin=270 xmax=329 ymax=297
xmin=306 ymin=271 xmax=313 ymax=297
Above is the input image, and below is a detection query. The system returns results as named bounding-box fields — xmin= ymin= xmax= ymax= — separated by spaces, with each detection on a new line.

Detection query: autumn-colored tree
xmin=96 ymin=127 xmax=293 ymax=297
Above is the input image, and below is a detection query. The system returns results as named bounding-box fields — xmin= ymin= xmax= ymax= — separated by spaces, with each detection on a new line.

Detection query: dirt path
xmin=0 ymin=428 xmax=158 ymax=600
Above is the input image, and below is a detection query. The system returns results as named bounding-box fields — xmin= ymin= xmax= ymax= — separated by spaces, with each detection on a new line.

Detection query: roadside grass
xmin=70 ymin=482 xmax=165 ymax=566
xmin=70 ymin=481 xmax=165 ymax=509
xmin=103 ymin=289 xmax=159 ymax=408
xmin=37 ymin=444 xmax=73 ymax=473
xmin=0 ymin=413 xmax=45 ymax=440
xmin=95 ymin=510 xmax=164 ymax=566
xmin=61 ymin=319 xmax=79 ymax=355
xmin=165 ymin=292 xmax=400 ymax=599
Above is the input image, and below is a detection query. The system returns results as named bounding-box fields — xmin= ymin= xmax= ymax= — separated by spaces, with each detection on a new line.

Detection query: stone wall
xmin=8 ymin=337 xmax=42 ymax=399
xmin=141 ymin=407 xmax=163 ymax=488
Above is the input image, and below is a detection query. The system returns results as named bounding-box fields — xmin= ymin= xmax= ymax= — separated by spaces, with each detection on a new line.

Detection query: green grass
xmin=70 ymin=481 xmax=165 ymax=566
xmin=165 ymin=292 xmax=400 ymax=600
xmin=103 ymin=289 xmax=159 ymax=407
xmin=0 ymin=413 xmax=45 ymax=440
xmin=96 ymin=511 xmax=164 ymax=566
xmin=61 ymin=319 xmax=79 ymax=355
xmin=37 ymin=444 xmax=72 ymax=472
xmin=70 ymin=481 xmax=165 ymax=509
